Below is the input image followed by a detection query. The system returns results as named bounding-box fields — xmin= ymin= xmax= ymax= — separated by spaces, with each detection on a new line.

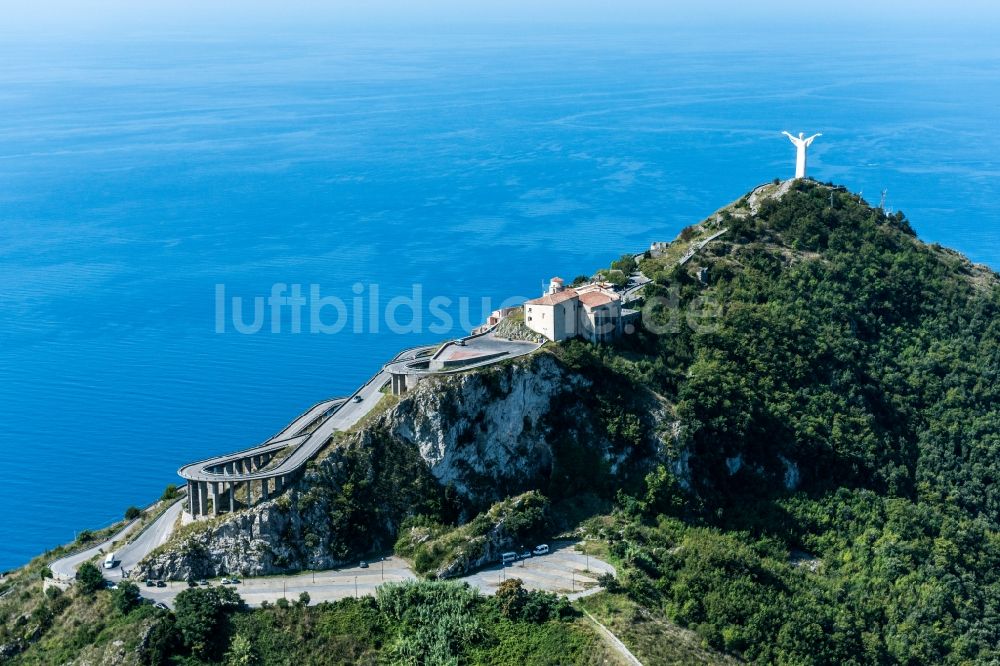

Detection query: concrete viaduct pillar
xmin=211 ymin=482 xmax=220 ymax=517
xmin=187 ymin=481 xmax=197 ymax=517
xmin=199 ymin=482 xmax=209 ymax=517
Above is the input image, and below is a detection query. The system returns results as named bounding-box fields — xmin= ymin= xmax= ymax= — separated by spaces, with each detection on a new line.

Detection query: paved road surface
xmin=622 ymin=272 xmax=652 ymax=303
xmin=135 ymin=543 xmax=613 ymax=610
xmin=462 ymin=542 xmax=613 ymax=598
xmin=178 ymin=346 xmax=435 ymax=483
xmin=384 ymin=332 xmax=542 ymax=376
xmin=49 ymin=519 xmax=141 ymax=581
xmin=107 ymin=500 xmax=184 ymax=581
xmin=50 ymin=499 xmax=185 ymax=582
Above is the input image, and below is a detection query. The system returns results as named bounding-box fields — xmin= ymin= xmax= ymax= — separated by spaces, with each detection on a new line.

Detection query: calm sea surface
xmin=1 ymin=26 xmax=998 ymax=570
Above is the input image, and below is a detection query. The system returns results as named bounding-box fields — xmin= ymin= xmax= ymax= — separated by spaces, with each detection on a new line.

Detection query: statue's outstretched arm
xmin=804 ymin=133 xmax=823 ymax=146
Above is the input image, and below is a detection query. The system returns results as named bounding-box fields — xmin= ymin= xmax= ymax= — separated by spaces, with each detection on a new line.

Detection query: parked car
xmin=532 ymin=544 xmax=550 ymax=556
xmin=197 ymin=579 xmax=209 ymax=586
xmin=229 ymin=578 xmax=241 ymax=584
xmin=456 ymin=339 xmax=466 ymax=346
xmin=501 ymin=552 xmax=517 ymax=565
xmin=187 ymin=578 xmax=197 ymax=588
xmin=156 ymin=580 xmax=167 ymax=588
xmin=153 ymin=602 xmax=169 ymax=611
xmin=359 ymin=561 xmax=369 ymax=569
xmin=221 ymin=578 xmax=232 ymax=585
xmin=104 ymin=580 xmax=118 ymax=590
xmin=519 ymin=551 xmax=532 ymax=560
xmin=352 ymin=395 xmax=364 ymax=403
xmin=145 ymin=580 xmax=156 ymax=587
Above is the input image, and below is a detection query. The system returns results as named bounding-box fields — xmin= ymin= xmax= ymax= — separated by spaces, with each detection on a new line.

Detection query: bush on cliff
xmin=75 ymin=562 xmax=104 ymax=595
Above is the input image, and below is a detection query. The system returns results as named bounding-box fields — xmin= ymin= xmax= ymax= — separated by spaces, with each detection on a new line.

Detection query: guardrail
xmin=176 ymin=400 xmax=346 ymax=477
xmin=178 ymin=344 xmax=440 ymax=484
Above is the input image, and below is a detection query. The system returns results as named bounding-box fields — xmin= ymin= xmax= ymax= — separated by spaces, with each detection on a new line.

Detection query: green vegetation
xmin=578 ymin=592 xmax=740 ymax=665
xmin=173 ymin=586 xmax=245 ymax=660
xmin=111 ymin=581 xmax=141 ymax=616
xmin=578 ymin=181 xmax=1000 ymax=663
xmin=75 ymin=563 xmax=104 ymax=595
xmin=395 ymin=491 xmax=550 ymax=576
xmin=5 ymin=180 xmax=998 ymax=664
xmin=2 ymin=579 xmax=607 ymax=665
xmin=1 ymin=571 xmax=164 ymax=665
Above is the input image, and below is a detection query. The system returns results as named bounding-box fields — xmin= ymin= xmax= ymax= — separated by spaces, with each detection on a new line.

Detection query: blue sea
xmin=2 ymin=23 xmax=998 ymax=571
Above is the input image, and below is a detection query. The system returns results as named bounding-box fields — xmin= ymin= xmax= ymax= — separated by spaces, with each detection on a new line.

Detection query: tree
xmin=112 ymin=581 xmax=141 ymax=615
xmin=225 ymin=633 xmax=257 ymax=666
xmin=76 ymin=562 xmax=104 ymax=594
xmin=160 ymin=484 xmax=179 ymax=502
xmin=641 ymin=465 xmax=684 ymax=517
xmin=125 ymin=506 xmax=142 ymax=521
xmin=297 ymin=591 xmax=311 ymax=607
xmin=141 ymin=616 xmax=181 ymax=666
xmin=494 ymin=578 xmax=527 ymax=619
xmin=611 ymin=254 xmax=638 ymax=275
xmin=174 ymin=586 xmax=244 ymax=659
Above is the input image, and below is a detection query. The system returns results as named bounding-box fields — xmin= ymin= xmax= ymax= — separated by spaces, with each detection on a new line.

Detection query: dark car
xmin=352 ymin=395 xmax=364 ymax=403
xmin=156 ymin=580 xmax=167 ymax=588
xmin=359 ymin=561 xmax=369 ymax=569
xmin=187 ymin=578 xmax=197 ymax=588
xmin=145 ymin=580 xmax=156 ymax=587
xmin=197 ymin=579 xmax=209 ymax=586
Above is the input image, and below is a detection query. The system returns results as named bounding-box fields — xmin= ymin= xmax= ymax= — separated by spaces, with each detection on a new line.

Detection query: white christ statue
xmin=782 ymin=131 xmax=822 ymax=179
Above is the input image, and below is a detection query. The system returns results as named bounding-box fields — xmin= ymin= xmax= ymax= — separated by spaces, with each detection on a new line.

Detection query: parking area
xmin=137 ymin=542 xmax=614 ymax=609
xmin=462 ymin=541 xmax=614 ymax=599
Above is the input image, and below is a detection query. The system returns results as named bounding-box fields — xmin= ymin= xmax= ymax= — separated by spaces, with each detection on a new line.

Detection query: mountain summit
xmin=4 ymin=180 xmax=998 ymax=665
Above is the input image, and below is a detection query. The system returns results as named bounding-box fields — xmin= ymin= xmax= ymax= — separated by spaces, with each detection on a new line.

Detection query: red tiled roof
xmin=525 ymin=288 xmax=578 ymax=306
xmin=578 ymin=291 xmax=617 ymax=308
xmin=551 ymin=276 xmax=564 ymax=283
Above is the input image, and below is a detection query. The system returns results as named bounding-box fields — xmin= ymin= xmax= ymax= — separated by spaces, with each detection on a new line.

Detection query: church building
xmin=524 ymin=277 xmax=624 ymax=343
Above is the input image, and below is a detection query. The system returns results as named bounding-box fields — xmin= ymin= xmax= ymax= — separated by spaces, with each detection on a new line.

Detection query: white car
xmin=532 ymin=544 xmax=549 ymax=556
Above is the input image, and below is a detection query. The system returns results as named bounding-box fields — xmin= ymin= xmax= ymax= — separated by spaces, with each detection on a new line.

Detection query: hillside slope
xmin=3 ymin=179 xmax=998 ymax=665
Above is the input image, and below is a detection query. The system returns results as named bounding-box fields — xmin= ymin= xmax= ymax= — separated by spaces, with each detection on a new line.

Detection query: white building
xmin=524 ymin=277 xmax=623 ymax=343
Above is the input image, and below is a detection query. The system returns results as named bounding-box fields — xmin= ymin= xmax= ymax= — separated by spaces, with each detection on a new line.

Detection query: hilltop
xmin=2 ymin=179 xmax=999 ymax=665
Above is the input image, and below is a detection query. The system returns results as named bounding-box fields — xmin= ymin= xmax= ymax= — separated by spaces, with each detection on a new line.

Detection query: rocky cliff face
xmin=389 ymin=352 xmax=586 ymax=504
xmin=137 ymin=352 xmax=659 ymax=581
